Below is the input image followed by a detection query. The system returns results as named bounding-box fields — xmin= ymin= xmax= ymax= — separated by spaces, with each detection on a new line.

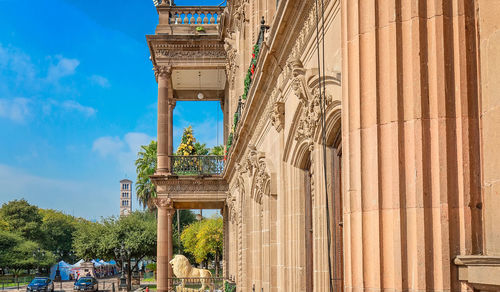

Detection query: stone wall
xmin=221 ymin=0 xmax=500 ymax=291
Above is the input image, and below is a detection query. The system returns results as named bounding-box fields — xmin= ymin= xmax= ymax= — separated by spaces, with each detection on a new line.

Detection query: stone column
xmin=155 ymin=65 xmax=173 ymax=173
xmin=341 ymin=1 xmax=481 ymax=291
xmin=156 ymin=198 xmax=175 ymax=292
xmin=168 ymin=99 xmax=176 ymax=158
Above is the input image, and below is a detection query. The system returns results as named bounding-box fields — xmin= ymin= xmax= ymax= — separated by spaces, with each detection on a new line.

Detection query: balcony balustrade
xmin=168 ymin=7 xmax=222 ymax=25
xmin=170 ymin=155 xmax=224 ymax=176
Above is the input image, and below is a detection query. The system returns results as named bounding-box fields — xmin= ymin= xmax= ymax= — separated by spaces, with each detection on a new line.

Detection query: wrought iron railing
xmin=170 ymin=155 xmax=224 ymax=176
xmin=167 ymin=277 xmax=225 ymax=292
xmin=225 ymin=18 xmax=270 ymax=154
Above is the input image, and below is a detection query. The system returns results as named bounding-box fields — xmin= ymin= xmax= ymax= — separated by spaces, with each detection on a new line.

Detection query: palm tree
xmin=135 ymin=140 xmax=157 ymax=210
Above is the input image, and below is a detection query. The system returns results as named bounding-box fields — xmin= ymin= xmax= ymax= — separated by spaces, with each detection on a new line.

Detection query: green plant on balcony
xmin=224 ymin=281 xmax=236 ymax=292
xmin=196 ymin=26 xmax=205 ymax=32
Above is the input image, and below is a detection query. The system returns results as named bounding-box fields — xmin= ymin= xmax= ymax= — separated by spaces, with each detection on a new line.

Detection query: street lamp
xmin=114 ymin=245 xmax=129 ymax=290
xmin=32 ymin=248 xmax=46 ymax=276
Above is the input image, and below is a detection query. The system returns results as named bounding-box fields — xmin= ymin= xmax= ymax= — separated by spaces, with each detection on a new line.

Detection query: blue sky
xmin=0 ymin=0 xmax=223 ymax=220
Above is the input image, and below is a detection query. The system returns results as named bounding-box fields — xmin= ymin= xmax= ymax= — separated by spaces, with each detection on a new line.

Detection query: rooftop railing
xmin=170 ymin=155 xmax=224 ymax=176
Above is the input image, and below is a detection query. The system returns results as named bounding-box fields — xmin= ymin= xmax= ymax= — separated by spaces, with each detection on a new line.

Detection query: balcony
xmin=154 ymin=5 xmax=224 ymax=36
xmin=170 ymin=155 xmax=224 ymax=176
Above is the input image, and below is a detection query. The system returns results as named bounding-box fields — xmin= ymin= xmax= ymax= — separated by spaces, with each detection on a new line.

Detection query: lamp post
xmin=54 ymin=249 xmax=64 ymax=282
xmin=32 ymin=248 xmax=46 ymax=276
xmin=114 ymin=245 xmax=129 ymax=290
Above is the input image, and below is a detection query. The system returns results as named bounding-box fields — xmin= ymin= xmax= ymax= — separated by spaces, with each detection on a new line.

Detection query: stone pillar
xmin=341 ymin=1 xmax=481 ymax=291
xmin=155 ymin=65 xmax=173 ymax=173
xmin=156 ymin=198 xmax=175 ymax=292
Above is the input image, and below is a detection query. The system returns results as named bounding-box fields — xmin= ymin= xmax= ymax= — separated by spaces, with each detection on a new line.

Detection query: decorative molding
xmin=224 ymin=36 xmax=238 ymax=89
xmin=454 ymin=255 xmax=500 ymax=266
xmin=154 ymin=65 xmax=172 ymax=80
xmin=154 ymin=197 xmax=174 ymax=209
xmin=156 ymin=49 xmax=227 ymax=59
xmin=269 ymin=88 xmax=284 ymax=132
xmin=150 ymin=176 xmax=229 ymax=193
xmin=237 ymin=145 xmax=271 ymax=204
xmin=288 ymin=59 xmax=334 ymax=143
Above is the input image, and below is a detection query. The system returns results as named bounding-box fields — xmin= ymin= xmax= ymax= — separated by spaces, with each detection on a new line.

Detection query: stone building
xmin=120 ymin=179 xmax=132 ymax=216
xmin=147 ymin=0 xmax=500 ymax=291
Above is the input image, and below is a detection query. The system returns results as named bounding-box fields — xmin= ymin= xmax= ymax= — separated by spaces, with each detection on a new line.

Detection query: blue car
xmin=73 ymin=277 xmax=98 ymax=291
xmin=26 ymin=277 xmax=54 ymax=292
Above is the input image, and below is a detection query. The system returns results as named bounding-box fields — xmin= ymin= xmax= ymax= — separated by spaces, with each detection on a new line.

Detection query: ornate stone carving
xmin=233 ymin=0 xmax=249 ymax=32
xmin=152 ymin=177 xmax=229 ymax=193
xmin=155 ymin=197 xmax=174 ymax=209
xmin=239 ymin=145 xmax=271 ymax=204
xmin=226 ymin=191 xmax=237 ymax=224
xmin=224 ymin=36 xmax=238 ymax=89
xmin=154 ymin=65 xmax=172 ymax=79
xmin=270 ymin=87 xmax=285 ymax=132
xmin=155 ymin=49 xmax=227 ymax=59
xmin=289 ymin=60 xmax=333 ymax=142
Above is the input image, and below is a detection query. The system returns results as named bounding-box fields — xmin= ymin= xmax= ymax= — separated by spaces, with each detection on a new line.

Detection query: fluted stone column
xmin=341 ymin=1 xmax=481 ymax=291
xmin=156 ymin=199 xmax=175 ymax=292
xmin=155 ymin=65 xmax=174 ymax=173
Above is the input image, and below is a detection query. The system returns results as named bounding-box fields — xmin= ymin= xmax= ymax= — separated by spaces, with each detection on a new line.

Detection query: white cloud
xmin=46 ymin=56 xmax=80 ymax=82
xmin=0 ymin=164 xmax=117 ymax=220
xmin=92 ymin=132 xmax=155 ymax=174
xmin=0 ymin=44 xmax=37 ymax=85
xmin=0 ymin=97 xmax=31 ymax=122
xmin=61 ymin=100 xmax=96 ymax=117
xmin=90 ymin=75 xmax=110 ymax=88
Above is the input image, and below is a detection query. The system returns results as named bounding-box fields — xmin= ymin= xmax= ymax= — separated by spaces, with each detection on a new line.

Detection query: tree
xmin=73 ymin=211 xmax=157 ymax=291
xmin=176 ymin=126 xmax=197 ymax=156
xmin=194 ymin=142 xmax=209 ymax=155
xmin=172 ymin=210 xmax=197 ymax=255
xmin=0 ymin=199 xmax=42 ymax=242
xmin=180 ymin=217 xmax=223 ymax=275
xmin=72 ymin=221 xmax=104 ymax=261
xmin=0 ymin=230 xmax=56 ymax=274
xmin=39 ymin=209 xmax=78 ymax=262
xmin=210 ymin=145 xmax=224 ymax=156
xmin=135 ymin=140 xmax=157 ymax=210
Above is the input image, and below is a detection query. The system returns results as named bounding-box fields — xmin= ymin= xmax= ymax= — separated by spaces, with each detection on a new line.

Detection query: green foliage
xmin=0 ymin=230 xmax=56 ymax=270
xmin=146 ymin=263 xmax=156 ymax=272
xmin=72 ymin=220 xmax=104 ymax=261
xmin=135 ymin=140 xmax=157 ymax=210
xmin=225 ymin=281 xmax=236 ymax=292
xmin=194 ymin=142 xmax=209 ymax=155
xmin=73 ymin=211 xmax=157 ymax=290
xmin=196 ymin=26 xmax=205 ymax=32
xmin=39 ymin=209 xmax=79 ymax=262
xmin=180 ymin=217 xmax=223 ymax=264
xmin=0 ymin=199 xmax=42 ymax=242
xmin=73 ymin=211 xmax=156 ymax=262
xmin=210 ymin=145 xmax=224 ymax=156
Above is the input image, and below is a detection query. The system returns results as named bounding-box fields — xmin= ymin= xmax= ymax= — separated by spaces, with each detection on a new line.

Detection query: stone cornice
xmin=454 ymin=255 xmax=500 ymax=266
xmin=146 ymin=35 xmax=226 ymax=68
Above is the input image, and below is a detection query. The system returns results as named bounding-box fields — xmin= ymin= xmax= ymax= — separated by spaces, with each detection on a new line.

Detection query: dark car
xmin=73 ymin=277 xmax=98 ymax=291
xmin=26 ymin=277 xmax=54 ymax=292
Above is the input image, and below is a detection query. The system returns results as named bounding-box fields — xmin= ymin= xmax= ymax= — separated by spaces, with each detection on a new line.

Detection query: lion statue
xmin=169 ymin=254 xmax=213 ymax=291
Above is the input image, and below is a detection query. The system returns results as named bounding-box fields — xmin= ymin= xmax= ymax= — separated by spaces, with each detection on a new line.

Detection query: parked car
xmin=73 ymin=277 xmax=98 ymax=291
xmin=26 ymin=277 xmax=54 ymax=292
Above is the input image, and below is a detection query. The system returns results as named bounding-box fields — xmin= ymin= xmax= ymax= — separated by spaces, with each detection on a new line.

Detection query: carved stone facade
xmin=148 ymin=0 xmax=500 ymax=292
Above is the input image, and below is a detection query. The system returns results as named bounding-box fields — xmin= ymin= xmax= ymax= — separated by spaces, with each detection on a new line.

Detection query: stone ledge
xmin=454 ymin=255 xmax=500 ymax=290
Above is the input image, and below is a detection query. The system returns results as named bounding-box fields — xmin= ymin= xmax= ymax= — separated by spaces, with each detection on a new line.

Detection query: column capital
xmin=168 ymin=98 xmax=177 ymax=109
xmin=154 ymin=65 xmax=172 ymax=80
xmin=154 ymin=197 xmax=174 ymax=209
